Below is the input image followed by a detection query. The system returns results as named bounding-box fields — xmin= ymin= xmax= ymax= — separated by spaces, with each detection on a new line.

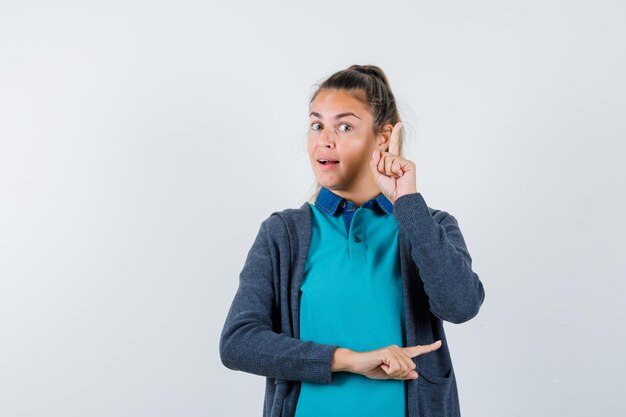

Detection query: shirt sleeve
xmin=219 ymin=218 xmax=340 ymax=383
xmin=393 ymin=192 xmax=486 ymax=324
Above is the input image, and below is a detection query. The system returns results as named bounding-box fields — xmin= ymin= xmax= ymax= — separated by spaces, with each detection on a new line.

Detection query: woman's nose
xmin=318 ymin=132 xmax=335 ymax=148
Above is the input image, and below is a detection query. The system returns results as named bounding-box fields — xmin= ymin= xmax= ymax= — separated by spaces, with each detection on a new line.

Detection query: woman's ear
xmin=378 ymin=124 xmax=394 ymax=152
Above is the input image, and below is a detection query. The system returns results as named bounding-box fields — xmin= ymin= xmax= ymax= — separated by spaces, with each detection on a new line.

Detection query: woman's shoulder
xmin=259 ymin=202 xmax=312 ymax=237
xmin=269 ymin=201 xmax=311 ymax=219
xmin=394 ymin=192 xmax=453 ymax=224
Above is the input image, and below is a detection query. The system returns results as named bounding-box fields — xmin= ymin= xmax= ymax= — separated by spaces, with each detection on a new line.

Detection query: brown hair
xmin=306 ymin=64 xmax=407 ymax=203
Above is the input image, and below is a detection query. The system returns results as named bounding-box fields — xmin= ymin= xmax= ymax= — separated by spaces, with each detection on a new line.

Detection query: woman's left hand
xmin=369 ymin=122 xmax=418 ymax=204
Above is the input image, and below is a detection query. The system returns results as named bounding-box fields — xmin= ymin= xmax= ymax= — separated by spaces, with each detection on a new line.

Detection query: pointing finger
xmin=387 ymin=121 xmax=402 ymax=156
xmin=401 ymin=340 xmax=443 ymax=359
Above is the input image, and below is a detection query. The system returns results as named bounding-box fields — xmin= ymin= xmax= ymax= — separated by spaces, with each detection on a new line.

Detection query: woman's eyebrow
xmin=309 ymin=111 xmax=361 ymax=120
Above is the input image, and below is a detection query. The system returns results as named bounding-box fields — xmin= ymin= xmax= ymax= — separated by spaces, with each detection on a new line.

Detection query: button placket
xmin=348 ymin=210 xmax=366 ymax=260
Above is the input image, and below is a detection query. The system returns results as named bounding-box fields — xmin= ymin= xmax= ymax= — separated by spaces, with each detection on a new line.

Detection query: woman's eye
xmin=338 ymin=123 xmax=352 ymax=132
xmin=310 ymin=122 xmax=352 ymax=132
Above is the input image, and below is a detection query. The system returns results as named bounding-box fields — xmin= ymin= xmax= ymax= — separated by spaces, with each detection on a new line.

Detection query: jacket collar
xmin=313 ymin=186 xmax=394 ymax=216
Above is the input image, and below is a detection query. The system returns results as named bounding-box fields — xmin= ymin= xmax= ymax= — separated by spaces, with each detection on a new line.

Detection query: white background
xmin=1 ymin=1 xmax=624 ymax=416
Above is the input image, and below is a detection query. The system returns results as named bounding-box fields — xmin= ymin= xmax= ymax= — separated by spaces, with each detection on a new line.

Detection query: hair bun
xmin=349 ymin=65 xmax=391 ymax=90
xmin=353 ymin=66 xmax=375 ymax=76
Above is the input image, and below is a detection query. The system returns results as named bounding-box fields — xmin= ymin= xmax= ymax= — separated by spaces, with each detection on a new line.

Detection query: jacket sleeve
xmin=219 ymin=218 xmax=340 ymax=384
xmin=393 ymin=192 xmax=485 ymax=324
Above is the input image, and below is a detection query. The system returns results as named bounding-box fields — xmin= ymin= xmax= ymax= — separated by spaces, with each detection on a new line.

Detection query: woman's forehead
xmin=310 ymin=89 xmax=369 ymax=117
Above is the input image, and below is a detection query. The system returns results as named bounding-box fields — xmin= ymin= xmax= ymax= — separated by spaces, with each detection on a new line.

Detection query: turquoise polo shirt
xmin=294 ymin=186 xmax=407 ymax=417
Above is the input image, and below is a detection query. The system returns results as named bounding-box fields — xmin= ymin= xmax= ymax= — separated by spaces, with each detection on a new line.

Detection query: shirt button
xmin=340 ymin=201 xmax=347 ymax=208
xmin=353 ymin=236 xmax=361 ymax=242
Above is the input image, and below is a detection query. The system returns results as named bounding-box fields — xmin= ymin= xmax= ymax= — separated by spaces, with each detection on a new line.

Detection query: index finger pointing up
xmin=387 ymin=121 xmax=402 ymax=156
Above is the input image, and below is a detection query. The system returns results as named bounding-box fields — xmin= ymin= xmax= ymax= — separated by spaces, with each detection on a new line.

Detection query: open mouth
xmin=317 ymin=159 xmax=339 ymax=165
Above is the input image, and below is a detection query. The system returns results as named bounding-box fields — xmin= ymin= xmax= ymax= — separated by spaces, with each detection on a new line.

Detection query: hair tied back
xmin=353 ymin=67 xmax=374 ymax=76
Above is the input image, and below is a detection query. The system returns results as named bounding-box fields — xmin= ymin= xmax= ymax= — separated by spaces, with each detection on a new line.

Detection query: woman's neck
xmin=328 ymin=180 xmax=381 ymax=208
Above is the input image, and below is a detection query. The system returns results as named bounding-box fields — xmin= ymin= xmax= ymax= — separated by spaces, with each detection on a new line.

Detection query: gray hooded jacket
xmin=219 ymin=192 xmax=486 ymax=417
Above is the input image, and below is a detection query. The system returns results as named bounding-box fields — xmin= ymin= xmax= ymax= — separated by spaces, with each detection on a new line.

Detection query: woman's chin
xmin=316 ymin=175 xmax=339 ymax=187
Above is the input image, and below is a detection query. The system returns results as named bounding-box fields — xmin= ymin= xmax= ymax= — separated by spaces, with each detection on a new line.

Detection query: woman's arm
xmin=219 ymin=218 xmax=340 ymax=384
xmin=393 ymin=192 xmax=486 ymax=324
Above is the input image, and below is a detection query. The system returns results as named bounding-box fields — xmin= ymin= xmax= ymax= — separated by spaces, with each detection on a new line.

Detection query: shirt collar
xmin=314 ymin=186 xmax=394 ymax=216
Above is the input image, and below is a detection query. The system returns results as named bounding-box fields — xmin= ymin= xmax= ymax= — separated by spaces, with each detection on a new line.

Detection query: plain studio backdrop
xmin=1 ymin=1 xmax=624 ymax=416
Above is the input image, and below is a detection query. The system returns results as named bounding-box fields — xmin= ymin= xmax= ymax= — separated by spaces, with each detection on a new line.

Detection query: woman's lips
xmin=317 ymin=160 xmax=339 ymax=170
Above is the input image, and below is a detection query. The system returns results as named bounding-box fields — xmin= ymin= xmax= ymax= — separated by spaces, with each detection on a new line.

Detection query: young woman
xmin=219 ymin=65 xmax=486 ymax=417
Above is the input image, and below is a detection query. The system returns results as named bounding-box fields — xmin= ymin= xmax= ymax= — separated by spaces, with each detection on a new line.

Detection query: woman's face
xmin=307 ymin=89 xmax=385 ymax=192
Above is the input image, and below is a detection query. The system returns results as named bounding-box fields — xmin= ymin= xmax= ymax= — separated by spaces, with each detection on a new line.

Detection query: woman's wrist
xmin=331 ymin=347 xmax=354 ymax=373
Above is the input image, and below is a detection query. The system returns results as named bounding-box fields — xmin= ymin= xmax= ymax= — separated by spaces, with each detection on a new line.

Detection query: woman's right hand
xmin=333 ymin=341 xmax=443 ymax=380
